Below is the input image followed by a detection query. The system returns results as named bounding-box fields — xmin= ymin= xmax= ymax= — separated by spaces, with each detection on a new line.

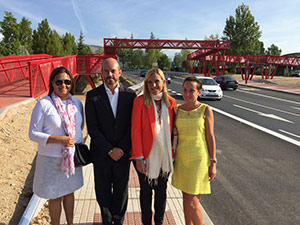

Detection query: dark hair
xmin=183 ymin=76 xmax=202 ymax=90
xmin=48 ymin=66 xmax=75 ymax=96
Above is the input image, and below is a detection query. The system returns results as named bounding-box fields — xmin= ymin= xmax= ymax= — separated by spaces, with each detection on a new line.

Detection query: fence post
xmin=28 ymin=62 xmax=33 ymax=97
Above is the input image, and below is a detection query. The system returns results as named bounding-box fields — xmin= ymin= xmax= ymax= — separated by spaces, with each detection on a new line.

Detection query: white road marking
xmin=239 ymin=87 xmax=260 ymax=91
xmin=237 ymin=89 xmax=300 ymax=105
xmin=211 ymin=106 xmax=300 ymax=147
xmin=168 ymin=88 xmax=182 ymax=96
xmin=279 ymin=129 xmax=300 ymax=139
xmin=233 ymin=104 xmax=294 ymax=123
xmin=225 ymin=95 xmax=300 ymax=118
xmin=291 ymin=106 xmax=300 ymax=111
xmin=172 ymin=80 xmax=184 ymax=85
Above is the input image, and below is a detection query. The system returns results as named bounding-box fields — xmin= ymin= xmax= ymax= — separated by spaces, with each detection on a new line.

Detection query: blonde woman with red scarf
xmin=131 ymin=68 xmax=176 ymax=225
xmin=29 ymin=67 xmax=84 ymax=225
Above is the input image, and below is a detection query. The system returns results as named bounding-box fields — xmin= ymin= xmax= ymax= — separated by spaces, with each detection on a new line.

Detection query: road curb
xmin=18 ymin=194 xmax=47 ymax=225
xmin=239 ymin=84 xmax=300 ymax=96
xmin=0 ymin=98 xmax=35 ymax=121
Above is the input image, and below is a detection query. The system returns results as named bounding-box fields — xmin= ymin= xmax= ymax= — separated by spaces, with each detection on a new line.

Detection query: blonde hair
xmin=143 ymin=68 xmax=170 ymax=107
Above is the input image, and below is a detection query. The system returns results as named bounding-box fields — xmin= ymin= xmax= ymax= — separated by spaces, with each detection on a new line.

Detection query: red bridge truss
xmin=104 ymin=38 xmax=230 ymax=55
xmin=1 ymin=38 xmax=299 ymax=99
xmin=105 ymin=38 xmax=300 ymax=83
xmin=187 ymin=49 xmax=300 ymax=83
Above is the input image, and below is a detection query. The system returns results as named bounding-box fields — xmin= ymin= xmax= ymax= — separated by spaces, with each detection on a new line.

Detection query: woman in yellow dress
xmin=172 ymin=76 xmax=217 ymax=225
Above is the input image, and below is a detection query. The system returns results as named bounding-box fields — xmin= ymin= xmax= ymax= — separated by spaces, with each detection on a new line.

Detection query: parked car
xmin=195 ymin=76 xmax=223 ymax=100
xmin=215 ymin=75 xmax=239 ymax=90
xmin=140 ymin=70 xmax=147 ymax=77
xmin=165 ymin=74 xmax=171 ymax=84
xmin=291 ymin=70 xmax=300 ymax=77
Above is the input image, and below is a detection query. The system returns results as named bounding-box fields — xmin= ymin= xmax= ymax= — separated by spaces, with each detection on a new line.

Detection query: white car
xmin=195 ymin=76 xmax=223 ymax=100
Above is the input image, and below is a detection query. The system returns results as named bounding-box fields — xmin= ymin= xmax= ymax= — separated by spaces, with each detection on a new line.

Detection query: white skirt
xmin=33 ymin=154 xmax=83 ymax=199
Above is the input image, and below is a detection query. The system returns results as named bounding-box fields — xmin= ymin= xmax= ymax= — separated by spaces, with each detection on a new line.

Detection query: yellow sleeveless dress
xmin=171 ymin=104 xmax=211 ymax=195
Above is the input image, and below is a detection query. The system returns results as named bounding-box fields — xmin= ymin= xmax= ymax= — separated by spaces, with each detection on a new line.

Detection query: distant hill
xmin=88 ymin=45 xmax=103 ymax=54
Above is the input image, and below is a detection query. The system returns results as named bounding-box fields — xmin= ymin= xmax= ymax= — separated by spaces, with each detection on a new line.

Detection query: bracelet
xmin=210 ymin=158 xmax=217 ymax=163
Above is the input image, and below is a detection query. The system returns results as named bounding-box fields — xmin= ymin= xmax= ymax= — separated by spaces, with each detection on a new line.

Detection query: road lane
xmin=202 ymin=88 xmax=300 ymax=143
xmin=201 ymin=112 xmax=300 ymax=225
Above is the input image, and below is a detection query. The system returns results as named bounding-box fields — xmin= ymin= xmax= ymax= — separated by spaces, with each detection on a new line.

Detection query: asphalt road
xmin=125 ymin=72 xmax=300 ymax=224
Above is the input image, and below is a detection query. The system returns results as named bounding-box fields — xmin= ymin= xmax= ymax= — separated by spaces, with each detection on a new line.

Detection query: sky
xmin=0 ymin=0 xmax=300 ymax=58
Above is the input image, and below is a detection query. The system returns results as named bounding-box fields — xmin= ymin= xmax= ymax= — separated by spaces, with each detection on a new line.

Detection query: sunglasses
xmin=54 ymin=79 xmax=72 ymax=86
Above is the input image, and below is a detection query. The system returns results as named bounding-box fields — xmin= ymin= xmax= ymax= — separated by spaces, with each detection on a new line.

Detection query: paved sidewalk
xmin=0 ymin=79 xmax=31 ymax=108
xmin=238 ymin=80 xmax=300 ymax=95
xmin=59 ymin=136 xmax=213 ymax=225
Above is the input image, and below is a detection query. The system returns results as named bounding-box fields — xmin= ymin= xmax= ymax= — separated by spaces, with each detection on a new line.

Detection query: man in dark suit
xmin=85 ymin=58 xmax=136 ymax=225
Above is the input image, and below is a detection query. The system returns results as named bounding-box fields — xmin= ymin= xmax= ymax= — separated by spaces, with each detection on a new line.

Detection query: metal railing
xmin=0 ymin=54 xmax=52 ymax=86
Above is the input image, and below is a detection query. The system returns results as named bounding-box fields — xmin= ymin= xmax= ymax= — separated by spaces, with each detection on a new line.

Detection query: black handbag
xmin=74 ymin=143 xmax=92 ymax=167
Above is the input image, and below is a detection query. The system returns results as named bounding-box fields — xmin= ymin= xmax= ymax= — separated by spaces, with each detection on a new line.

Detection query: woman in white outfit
xmin=29 ymin=66 xmax=84 ymax=225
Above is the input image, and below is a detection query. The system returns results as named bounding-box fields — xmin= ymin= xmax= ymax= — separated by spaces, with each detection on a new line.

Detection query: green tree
xmin=32 ymin=19 xmax=51 ymax=54
xmin=157 ymin=53 xmax=171 ymax=70
xmin=116 ymin=34 xmax=136 ymax=68
xmin=204 ymin=33 xmax=220 ymax=40
xmin=47 ymin=30 xmax=64 ymax=56
xmin=0 ymin=42 xmax=5 ymax=56
xmin=77 ymin=30 xmax=85 ymax=55
xmin=0 ymin=11 xmax=21 ymax=55
xmin=132 ymin=49 xmax=144 ymax=69
xmin=19 ymin=17 xmax=33 ymax=54
xmin=223 ymin=4 xmax=262 ymax=55
xmin=117 ymin=46 xmax=131 ymax=68
xmin=144 ymin=32 xmax=161 ymax=68
xmin=266 ymin=44 xmax=281 ymax=56
xmin=127 ymin=34 xmax=135 ymax=68
xmin=77 ymin=31 xmax=91 ymax=55
xmin=96 ymin=47 xmax=104 ymax=54
xmin=256 ymin=41 xmax=265 ymax=55
xmin=173 ymin=49 xmax=191 ymax=72
xmin=62 ymin=32 xmax=77 ymax=55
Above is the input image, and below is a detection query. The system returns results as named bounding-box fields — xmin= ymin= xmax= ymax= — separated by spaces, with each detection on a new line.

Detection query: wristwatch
xmin=210 ymin=158 xmax=217 ymax=163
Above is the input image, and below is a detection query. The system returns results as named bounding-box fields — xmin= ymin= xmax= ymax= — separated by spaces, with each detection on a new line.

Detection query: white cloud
xmin=70 ymin=0 xmax=85 ymax=33
xmin=0 ymin=33 xmax=3 ymax=41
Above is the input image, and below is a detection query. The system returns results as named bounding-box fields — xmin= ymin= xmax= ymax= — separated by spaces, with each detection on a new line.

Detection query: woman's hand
xmin=209 ymin=163 xmax=217 ymax=181
xmin=61 ymin=136 xmax=75 ymax=147
xmin=136 ymin=159 xmax=147 ymax=174
xmin=46 ymin=135 xmax=74 ymax=147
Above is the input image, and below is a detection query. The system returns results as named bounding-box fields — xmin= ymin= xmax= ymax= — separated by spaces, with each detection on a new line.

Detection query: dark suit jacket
xmin=85 ymin=83 xmax=136 ymax=162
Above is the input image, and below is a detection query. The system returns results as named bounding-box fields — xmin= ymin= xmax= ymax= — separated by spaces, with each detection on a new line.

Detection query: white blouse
xmin=29 ymin=95 xmax=84 ymax=157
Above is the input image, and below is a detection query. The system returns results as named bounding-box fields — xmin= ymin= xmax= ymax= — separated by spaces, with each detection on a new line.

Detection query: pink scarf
xmin=51 ymin=92 xmax=76 ymax=177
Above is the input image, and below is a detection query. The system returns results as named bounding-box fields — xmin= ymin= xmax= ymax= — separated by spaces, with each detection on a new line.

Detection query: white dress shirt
xmin=104 ymin=83 xmax=120 ymax=118
xmin=29 ymin=96 xmax=84 ymax=157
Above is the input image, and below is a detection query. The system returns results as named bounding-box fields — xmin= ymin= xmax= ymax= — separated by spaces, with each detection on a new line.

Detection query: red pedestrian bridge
xmin=0 ymin=54 xmax=115 ymax=100
xmin=1 ymin=38 xmax=299 ymax=103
